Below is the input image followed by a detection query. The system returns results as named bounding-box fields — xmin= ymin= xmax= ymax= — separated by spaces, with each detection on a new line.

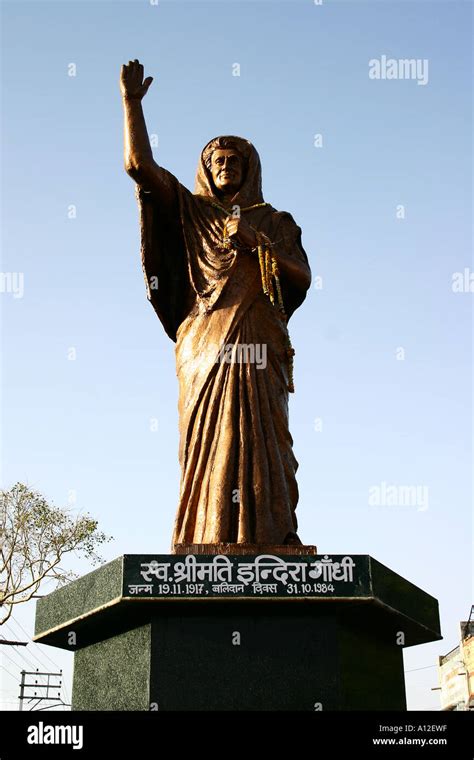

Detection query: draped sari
xmin=135 ymin=137 xmax=311 ymax=548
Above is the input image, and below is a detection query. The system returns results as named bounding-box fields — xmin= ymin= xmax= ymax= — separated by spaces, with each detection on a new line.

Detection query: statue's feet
xmin=283 ymin=531 xmax=303 ymax=546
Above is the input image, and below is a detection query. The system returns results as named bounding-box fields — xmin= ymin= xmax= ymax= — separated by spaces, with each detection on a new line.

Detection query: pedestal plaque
xmin=33 ymin=553 xmax=441 ymax=711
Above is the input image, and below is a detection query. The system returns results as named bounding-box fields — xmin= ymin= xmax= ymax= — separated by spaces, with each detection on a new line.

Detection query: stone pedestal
xmin=33 ymin=553 xmax=441 ymax=711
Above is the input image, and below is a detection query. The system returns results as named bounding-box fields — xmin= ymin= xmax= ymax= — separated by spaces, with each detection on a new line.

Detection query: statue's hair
xmin=202 ymin=136 xmax=251 ymax=173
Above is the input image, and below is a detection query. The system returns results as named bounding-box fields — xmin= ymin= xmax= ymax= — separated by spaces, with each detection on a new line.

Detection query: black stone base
xmin=72 ymin=605 xmax=406 ymax=710
xmin=33 ymin=553 xmax=442 ymax=711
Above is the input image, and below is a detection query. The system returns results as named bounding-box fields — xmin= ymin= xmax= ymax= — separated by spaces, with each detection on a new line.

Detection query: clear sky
xmin=1 ymin=0 xmax=472 ymax=711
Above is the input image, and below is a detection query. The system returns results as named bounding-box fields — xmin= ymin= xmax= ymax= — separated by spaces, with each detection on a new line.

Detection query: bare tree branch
xmin=0 ymin=483 xmax=113 ymax=624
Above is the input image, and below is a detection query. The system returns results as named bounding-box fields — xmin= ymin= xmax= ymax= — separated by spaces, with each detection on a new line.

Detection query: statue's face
xmin=210 ymin=149 xmax=243 ymax=195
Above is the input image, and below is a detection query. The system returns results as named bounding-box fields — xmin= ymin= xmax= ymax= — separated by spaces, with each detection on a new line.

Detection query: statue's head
xmin=203 ymin=136 xmax=251 ymax=197
xmin=197 ymin=136 xmax=263 ymax=205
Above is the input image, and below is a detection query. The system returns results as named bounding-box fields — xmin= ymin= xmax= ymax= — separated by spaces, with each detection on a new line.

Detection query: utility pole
xmin=18 ymin=669 xmax=68 ymax=711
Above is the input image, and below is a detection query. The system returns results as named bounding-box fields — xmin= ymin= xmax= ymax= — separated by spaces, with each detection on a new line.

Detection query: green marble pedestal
xmin=33 ymin=553 xmax=441 ymax=711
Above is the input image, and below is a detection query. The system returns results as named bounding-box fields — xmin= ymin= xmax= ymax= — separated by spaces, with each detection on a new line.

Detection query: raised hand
xmin=120 ymin=59 xmax=153 ymax=101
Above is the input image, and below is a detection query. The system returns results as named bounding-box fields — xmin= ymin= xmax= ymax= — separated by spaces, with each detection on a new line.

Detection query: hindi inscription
xmin=123 ymin=554 xmax=369 ymax=599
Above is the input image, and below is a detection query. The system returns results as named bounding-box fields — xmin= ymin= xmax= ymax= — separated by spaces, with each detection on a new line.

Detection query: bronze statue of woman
xmin=120 ymin=60 xmax=312 ymax=550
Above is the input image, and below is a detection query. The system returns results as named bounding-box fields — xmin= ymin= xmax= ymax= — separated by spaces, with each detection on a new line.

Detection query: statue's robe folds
xmin=135 ymin=138 xmax=311 ymax=548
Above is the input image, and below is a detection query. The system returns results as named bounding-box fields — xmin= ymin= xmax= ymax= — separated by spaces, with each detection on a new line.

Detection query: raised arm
xmin=120 ymin=59 xmax=175 ymax=206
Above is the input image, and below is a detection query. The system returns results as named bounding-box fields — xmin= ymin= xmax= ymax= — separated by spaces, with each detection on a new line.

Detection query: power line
xmin=403 ymin=640 xmax=460 ymax=676
xmin=6 ymin=620 xmax=48 ymax=670
xmin=0 ymin=663 xmax=18 ymax=681
xmin=19 ymin=669 xmax=65 ymax=712
xmin=5 ymin=620 xmax=71 ymax=708
xmin=405 ymin=665 xmax=437 ymax=673
xmin=0 ymin=634 xmax=45 ymax=674
xmin=0 ymin=647 xmax=27 ymax=673
xmin=61 ymin=680 xmax=71 ymax=709
xmin=2 ymin=662 xmax=66 ymax=712
xmin=3 ymin=625 xmax=68 ymax=704
xmin=6 ymin=619 xmax=61 ymax=671
xmin=1 ymin=627 xmax=71 ymax=710
xmin=1 ymin=641 xmax=37 ymax=672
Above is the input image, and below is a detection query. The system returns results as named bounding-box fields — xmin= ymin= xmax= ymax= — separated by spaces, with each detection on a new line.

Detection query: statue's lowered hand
xmin=225 ymin=216 xmax=257 ymax=250
xmin=120 ymin=59 xmax=153 ymax=101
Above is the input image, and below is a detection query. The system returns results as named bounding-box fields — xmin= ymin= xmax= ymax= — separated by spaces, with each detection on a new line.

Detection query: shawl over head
xmin=194 ymin=135 xmax=264 ymax=207
xmin=136 ymin=136 xmax=309 ymax=342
